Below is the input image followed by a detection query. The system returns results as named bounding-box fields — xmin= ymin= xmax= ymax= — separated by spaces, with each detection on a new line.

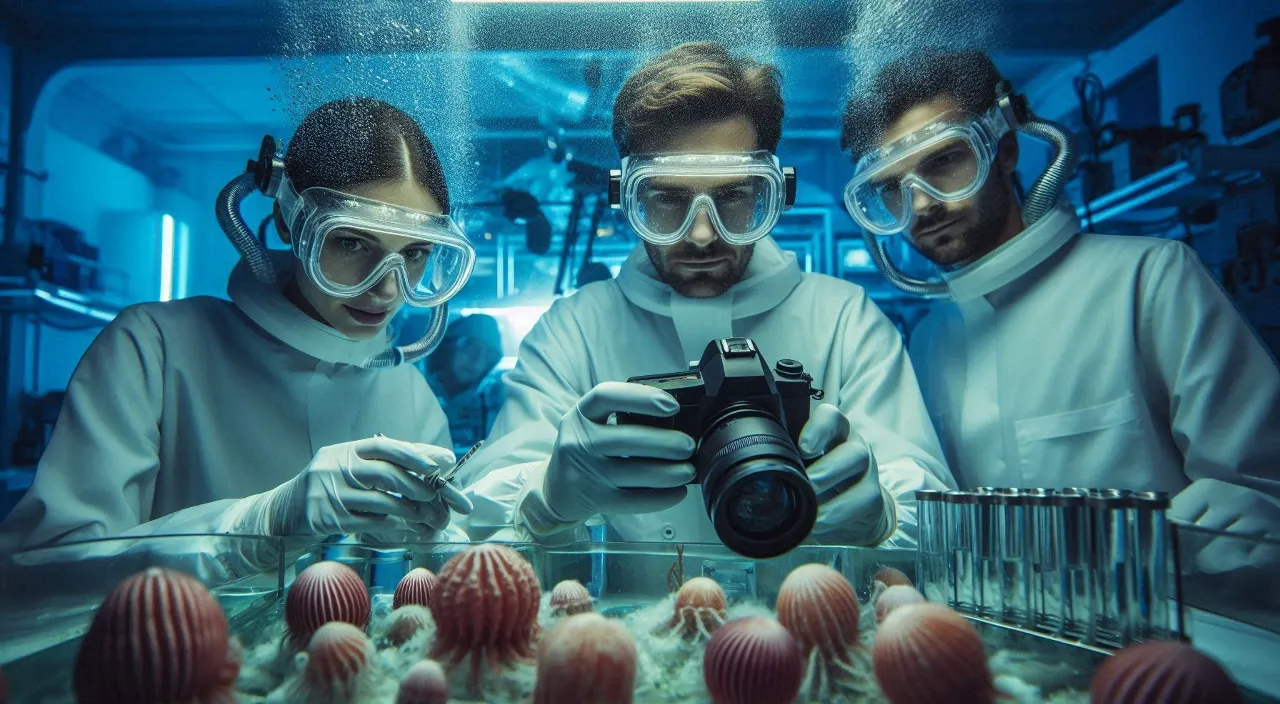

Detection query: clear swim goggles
xmin=843 ymin=106 xmax=1013 ymax=237
xmin=609 ymin=151 xmax=797 ymax=246
xmin=276 ymin=175 xmax=476 ymax=307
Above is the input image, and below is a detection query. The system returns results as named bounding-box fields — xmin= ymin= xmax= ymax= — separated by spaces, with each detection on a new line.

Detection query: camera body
xmin=619 ymin=337 xmax=819 ymax=445
xmin=619 ymin=338 xmax=824 ymax=558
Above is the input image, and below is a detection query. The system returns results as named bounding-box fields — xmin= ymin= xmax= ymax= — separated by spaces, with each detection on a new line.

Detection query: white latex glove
xmin=796 ymin=403 xmax=894 ymax=546
xmin=223 ymin=436 xmax=470 ymax=538
xmin=540 ymin=381 xmax=697 ymax=524
xmin=1170 ymin=478 xmax=1280 ymax=573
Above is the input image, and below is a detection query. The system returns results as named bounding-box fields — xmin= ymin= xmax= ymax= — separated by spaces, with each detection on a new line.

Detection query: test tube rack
xmin=916 ymin=487 xmax=1180 ymax=650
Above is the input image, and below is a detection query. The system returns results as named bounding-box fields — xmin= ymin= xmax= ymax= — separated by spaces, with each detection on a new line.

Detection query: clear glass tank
xmin=1 ymin=529 xmax=1278 ymax=702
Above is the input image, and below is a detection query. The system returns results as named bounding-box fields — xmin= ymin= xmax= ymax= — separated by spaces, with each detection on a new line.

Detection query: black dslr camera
xmin=618 ymin=338 xmax=825 ymax=559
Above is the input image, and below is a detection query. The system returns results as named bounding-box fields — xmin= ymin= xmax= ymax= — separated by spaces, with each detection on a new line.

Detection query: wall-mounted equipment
xmin=1092 ymin=104 xmax=1206 ymax=201
xmin=23 ymin=220 xmax=102 ymax=294
xmin=1221 ymin=16 xmax=1280 ymax=143
xmin=1072 ymin=106 xmax=1280 ymax=231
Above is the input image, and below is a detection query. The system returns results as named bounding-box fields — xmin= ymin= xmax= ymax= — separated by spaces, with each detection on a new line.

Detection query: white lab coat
xmin=459 ymin=237 xmax=955 ymax=550
xmin=0 ymin=253 xmax=457 ymax=559
xmin=909 ymin=205 xmax=1280 ymax=506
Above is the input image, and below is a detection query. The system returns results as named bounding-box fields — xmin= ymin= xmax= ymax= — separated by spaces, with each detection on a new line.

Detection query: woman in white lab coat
xmin=0 ymin=98 xmax=479 ymax=565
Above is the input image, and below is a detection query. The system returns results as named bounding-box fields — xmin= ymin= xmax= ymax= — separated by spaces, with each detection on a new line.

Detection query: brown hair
xmin=612 ymin=42 xmax=784 ymax=157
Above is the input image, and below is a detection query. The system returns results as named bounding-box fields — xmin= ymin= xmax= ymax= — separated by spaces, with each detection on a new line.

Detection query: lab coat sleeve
xmin=455 ymin=301 xmax=592 ymax=539
xmin=1142 ymin=241 xmax=1280 ymax=507
xmin=0 ymin=306 xmax=168 ymax=555
xmin=0 ymin=307 xmax=270 ymax=581
xmin=817 ymin=292 xmax=957 ymax=550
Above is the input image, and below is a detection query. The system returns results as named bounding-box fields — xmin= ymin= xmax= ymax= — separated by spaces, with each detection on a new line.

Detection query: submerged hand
xmin=1171 ymin=478 xmax=1280 ymax=573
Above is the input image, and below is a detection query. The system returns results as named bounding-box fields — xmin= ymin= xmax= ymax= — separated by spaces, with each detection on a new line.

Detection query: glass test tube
xmin=1055 ymin=488 xmax=1091 ymax=639
xmin=996 ymin=489 xmax=1031 ymax=627
xmin=1130 ymin=491 xmax=1171 ymax=641
xmin=943 ymin=491 xmax=978 ymax=614
xmin=974 ymin=492 xmax=1002 ymax=620
xmin=915 ymin=489 xmax=948 ymax=605
xmin=1086 ymin=489 xmax=1135 ymax=647
xmin=1020 ymin=489 xmax=1060 ymax=633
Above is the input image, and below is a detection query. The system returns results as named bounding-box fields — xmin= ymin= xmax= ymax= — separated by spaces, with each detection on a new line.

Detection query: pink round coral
xmin=776 ymin=563 xmax=861 ymax=657
xmin=382 ymin=605 xmax=433 ymax=648
xmin=664 ymin=577 xmax=728 ymax=639
xmin=428 ymin=543 xmax=542 ymax=691
xmin=549 ymin=579 xmax=593 ymax=616
xmin=873 ymin=603 xmax=996 ymax=704
xmin=533 ymin=613 xmax=637 ymax=704
xmin=394 ymin=568 xmax=439 ymax=610
xmin=703 ymin=617 xmax=804 ymax=704
xmin=73 ymin=567 xmax=239 ymax=704
xmin=872 ymin=566 xmax=913 ymax=589
xmin=875 ymin=585 xmax=926 ymax=624
xmin=297 ymin=622 xmax=375 ymax=704
xmin=397 ymin=660 xmax=449 ymax=704
xmin=285 ymin=561 xmax=370 ymax=648
xmin=1091 ymin=640 xmax=1241 ymax=704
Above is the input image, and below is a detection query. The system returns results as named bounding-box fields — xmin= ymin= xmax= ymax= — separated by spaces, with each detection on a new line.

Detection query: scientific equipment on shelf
xmin=1089 ymin=104 xmax=1207 ymax=201
xmin=1221 ymin=16 xmax=1280 ymax=142
xmin=26 ymin=220 xmax=103 ymax=293
xmin=917 ymin=487 xmax=1176 ymax=649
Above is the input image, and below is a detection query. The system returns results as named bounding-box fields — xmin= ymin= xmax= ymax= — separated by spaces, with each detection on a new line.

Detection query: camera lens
xmin=696 ymin=404 xmax=818 ymax=559
xmin=725 ymin=471 xmax=799 ymax=538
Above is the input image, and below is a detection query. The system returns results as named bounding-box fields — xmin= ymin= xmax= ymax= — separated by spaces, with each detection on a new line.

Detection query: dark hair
xmin=841 ymin=49 xmax=1003 ymax=160
xmin=285 ymin=97 xmax=450 ymax=212
xmin=612 ymin=42 xmax=784 ymax=158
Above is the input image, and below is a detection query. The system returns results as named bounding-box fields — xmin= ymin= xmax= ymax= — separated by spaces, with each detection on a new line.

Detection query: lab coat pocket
xmin=1014 ymin=394 xmax=1141 ymax=487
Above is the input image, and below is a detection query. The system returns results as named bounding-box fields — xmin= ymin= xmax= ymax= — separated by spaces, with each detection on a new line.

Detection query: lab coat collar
xmin=942 ymin=203 xmax=1080 ymax=303
xmin=615 ymin=237 xmax=804 ymax=362
xmin=227 ymin=251 xmax=393 ymax=366
xmin=615 ymin=236 xmax=803 ymax=319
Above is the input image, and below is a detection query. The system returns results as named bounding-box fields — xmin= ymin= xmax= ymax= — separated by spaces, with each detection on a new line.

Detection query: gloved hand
xmin=796 ymin=403 xmax=895 ymax=546
xmin=1170 ymin=478 xmax=1280 ymax=574
xmin=539 ymin=381 xmax=696 ymax=524
xmin=223 ymin=436 xmax=471 ymax=538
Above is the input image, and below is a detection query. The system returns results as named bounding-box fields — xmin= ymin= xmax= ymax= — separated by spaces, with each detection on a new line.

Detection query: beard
xmin=644 ymin=238 xmax=755 ymax=298
xmin=913 ymin=178 xmax=1012 ymax=267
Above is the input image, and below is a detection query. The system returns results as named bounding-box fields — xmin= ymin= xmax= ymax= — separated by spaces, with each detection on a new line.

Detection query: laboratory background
xmin=1 ymin=0 xmax=1277 ymax=479
xmin=0 ymin=0 xmax=1277 ymax=702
